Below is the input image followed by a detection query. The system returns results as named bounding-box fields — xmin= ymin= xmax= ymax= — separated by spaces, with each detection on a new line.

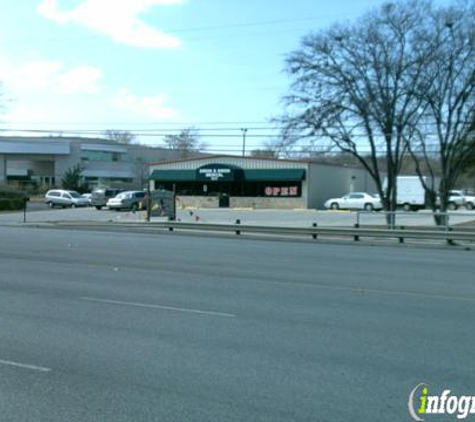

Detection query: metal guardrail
xmin=148 ymin=221 xmax=475 ymax=243
xmin=355 ymin=210 xmax=475 ymax=229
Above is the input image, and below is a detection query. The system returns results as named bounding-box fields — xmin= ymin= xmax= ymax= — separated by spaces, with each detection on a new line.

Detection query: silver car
xmin=44 ymin=189 xmax=90 ymax=208
xmin=106 ymin=191 xmax=147 ymax=211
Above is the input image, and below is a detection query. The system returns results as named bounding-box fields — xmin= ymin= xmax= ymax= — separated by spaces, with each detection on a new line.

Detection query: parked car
xmin=106 ymin=191 xmax=148 ymax=211
xmin=446 ymin=190 xmax=466 ymax=210
xmin=44 ymin=189 xmax=90 ymax=208
xmin=81 ymin=193 xmax=92 ymax=205
xmin=91 ymin=188 xmax=124 ymax=210
xmin=324 ymin=192 xmax=382 ymax=211
xmin=443 ymin=190 xmax=475 ymax=210
xmin=464 ymin=193 xmax=475 ymax=210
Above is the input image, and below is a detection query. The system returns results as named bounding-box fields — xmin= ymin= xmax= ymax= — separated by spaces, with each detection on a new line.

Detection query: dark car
xmin=91 ymin=188 xmax=124 ymax=210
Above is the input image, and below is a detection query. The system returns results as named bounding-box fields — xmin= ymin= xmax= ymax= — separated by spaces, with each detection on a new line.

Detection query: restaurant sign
xmin=196 ymin=164 xmax=238 ymax=182
xmin=264 ymin=186 xmax=299 ymax=197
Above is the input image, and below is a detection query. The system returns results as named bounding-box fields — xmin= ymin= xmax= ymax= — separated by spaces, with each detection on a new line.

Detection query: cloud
xmin=0 ymin=58 xmax=102 ymax=95
xmin=37 ymin=0 xmax=183 ymax=49
xmin=0 ymin=60 xmax=61 ymax=92
xmin=56 ymin=66 xmax=102 ymax=94
xmin=3 ymin=103 xmax=62 ymax=125
xmin=111 ymin=89 xmax=179 ymax=120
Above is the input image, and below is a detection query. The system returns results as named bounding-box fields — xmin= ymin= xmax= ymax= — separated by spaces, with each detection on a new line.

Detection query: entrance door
xmin=219 ymin=193 xmax=230 ymax=208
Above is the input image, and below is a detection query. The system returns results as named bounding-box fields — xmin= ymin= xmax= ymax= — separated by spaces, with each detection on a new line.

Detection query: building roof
xmin=0 ymin=135 xmax=112 ymax=144
xmin=147 ymin=154 xmax=311 ymax=167
xmin=147 ymin=153 xmax=365 ymax=170
xmin=149 ymin=168 xmax=306 ymax=182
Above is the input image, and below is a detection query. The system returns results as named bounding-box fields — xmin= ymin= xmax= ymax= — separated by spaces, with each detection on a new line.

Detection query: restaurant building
xmin=149 ymin=155 xmax=375 ymax=209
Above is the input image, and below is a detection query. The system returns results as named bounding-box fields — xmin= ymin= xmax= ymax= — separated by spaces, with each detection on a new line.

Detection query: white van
xmin=44 ymin=189 xmax=90 ymax=208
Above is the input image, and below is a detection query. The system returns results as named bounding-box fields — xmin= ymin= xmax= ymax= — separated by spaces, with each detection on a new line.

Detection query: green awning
xmin=243 ymin=169 xmax=306 ymax=182
xmin=149 ymin=170 xmax=196 ymax=182
xmin=150 ymin=168 xmax=306 ymax=182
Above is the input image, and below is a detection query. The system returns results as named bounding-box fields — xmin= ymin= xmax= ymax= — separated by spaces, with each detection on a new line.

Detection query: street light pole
xmin=241 ymin=128 xmax=248 ymax=156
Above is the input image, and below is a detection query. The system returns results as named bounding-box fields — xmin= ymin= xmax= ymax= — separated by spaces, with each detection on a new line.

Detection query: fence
xmin=354 ymin=211 xmax=475 ymax=231
xmin=141 ymin=220 xmax=475 ymax=244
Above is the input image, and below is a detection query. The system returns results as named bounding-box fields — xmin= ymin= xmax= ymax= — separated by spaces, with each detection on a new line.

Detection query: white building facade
xmin=0 ymin=136 xmax=183 ymax=190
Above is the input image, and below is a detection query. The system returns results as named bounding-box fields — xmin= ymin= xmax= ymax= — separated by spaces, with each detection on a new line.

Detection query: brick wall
xmin=176 ymin=196 xmax=305 ymax=209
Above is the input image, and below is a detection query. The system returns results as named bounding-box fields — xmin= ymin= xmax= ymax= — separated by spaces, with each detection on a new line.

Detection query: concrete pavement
xmin=0 ymin=226 xmax=474 ymax=421
xmin=1 ymin=204 xmax=475 ymax=228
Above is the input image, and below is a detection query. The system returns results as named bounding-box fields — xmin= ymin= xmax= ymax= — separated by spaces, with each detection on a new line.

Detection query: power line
xmin=0 ymin=121 xmax=271 ymax=126
xmin=0 ymin=125 xmax=280 ymax=133
xmin=0 ymin=129 xmax=459 ymax=138
xmin=0 ymin=12 xmax=357 ymax=46
xmin=164 ymin=14 xmax=353 ymax=34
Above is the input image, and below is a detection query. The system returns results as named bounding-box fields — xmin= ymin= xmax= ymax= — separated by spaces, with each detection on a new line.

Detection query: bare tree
xmin=461 ymin=121 xmax=475 ymax=182
xmin=250 ymin=148 xmax=278 ymax=158
xmin=103 ymin=130 xmax=136 ymax=144
xmin=405 ymin=1 xmax=475 ymax=216
xmin=163 ymin=128 xmax=206 ymax=158
xmin=281 ymin=1 xmax=437 ymax=224
xmin=249 ymin=138 xmax=286 ymax=158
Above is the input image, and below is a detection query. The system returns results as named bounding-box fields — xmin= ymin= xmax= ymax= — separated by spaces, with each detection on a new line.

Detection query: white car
xmin=444 ymin=190 xmax=475 ymax=210
xmin=465 ymin=194 xmax=475 ymax=210
xmin=324 ymin=192 xmax=382 ymax=211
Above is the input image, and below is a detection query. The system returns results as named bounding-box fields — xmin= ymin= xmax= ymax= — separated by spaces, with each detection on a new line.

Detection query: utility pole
xmin=241 ymin=128 xmax=248 ymax=156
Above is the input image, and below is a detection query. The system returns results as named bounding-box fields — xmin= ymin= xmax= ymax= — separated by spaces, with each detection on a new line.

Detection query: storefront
xmin=149 ymin=156 xmax=375 ymax=209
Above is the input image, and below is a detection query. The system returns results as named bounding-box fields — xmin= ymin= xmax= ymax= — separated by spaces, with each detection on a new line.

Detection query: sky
xmin=0 ymin=0 xmax=446 ymax=154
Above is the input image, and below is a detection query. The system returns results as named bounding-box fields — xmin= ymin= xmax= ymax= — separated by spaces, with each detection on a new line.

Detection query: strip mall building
xmin=149 ymin=155 xmax=376 ymax=209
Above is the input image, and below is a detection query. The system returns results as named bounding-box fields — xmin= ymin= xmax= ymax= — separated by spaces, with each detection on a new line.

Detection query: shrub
xmin=0 ymin=190 xmax=29 ymax=211
xmin=0 ymin=198 xmax=25 ymax=211
xmin=0 ymin=189 xmax=28 ymax=199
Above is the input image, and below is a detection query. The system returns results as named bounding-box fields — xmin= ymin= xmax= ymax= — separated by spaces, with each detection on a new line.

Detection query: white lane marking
xmin=0 ymin=359 xmax=51 ymax=372
xmin=81 ymin=297 xmax=236 ymax=318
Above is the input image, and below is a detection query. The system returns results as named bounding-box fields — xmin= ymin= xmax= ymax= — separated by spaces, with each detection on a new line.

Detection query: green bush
xmin=0 ymin=190 xmax=28 ymax=211
xmin=0 ymin=198 xmax=25 ymax=211
xmin=0 ymin=189 xmax=28 ymax=199
xmin=0 ymin=199 xmax=10 ymax=210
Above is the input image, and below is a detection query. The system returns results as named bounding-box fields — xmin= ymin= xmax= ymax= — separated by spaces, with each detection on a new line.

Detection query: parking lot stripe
xmin=0 ymin=359 xmax=51 ymax=372
xmin=80 ymin=297 xmax=237 ymax=318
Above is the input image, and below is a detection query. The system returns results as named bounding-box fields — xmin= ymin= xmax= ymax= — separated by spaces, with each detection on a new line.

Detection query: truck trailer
xmin=385 ymin=176 xmax=427 ymax=211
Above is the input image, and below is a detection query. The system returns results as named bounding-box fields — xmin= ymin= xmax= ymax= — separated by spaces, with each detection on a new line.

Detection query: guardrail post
xmin=447 ymin=226 xmax=454 ymax=245
xmin=354 ymin=223 xmax=360 ymax=242
xmin=23 ymin=197 xmax=29 ymax=224
xmin=235 ymin=219 xmax=241 ymax=235
xmin=146 ymin=185 xmax=151 ymax=222
xmin=312 ymin=223 xmax=317 ymax=240
xmin=399 ymin=226 xmax=405 ymax=244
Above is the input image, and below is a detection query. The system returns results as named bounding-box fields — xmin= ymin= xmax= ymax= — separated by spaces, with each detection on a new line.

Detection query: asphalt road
xmin=0 ymin=226 xmax=474 ymax=421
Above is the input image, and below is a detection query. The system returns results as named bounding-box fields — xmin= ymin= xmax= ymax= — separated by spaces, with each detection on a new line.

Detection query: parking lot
xmin=1 ymin=201 xmax=475 ymax=228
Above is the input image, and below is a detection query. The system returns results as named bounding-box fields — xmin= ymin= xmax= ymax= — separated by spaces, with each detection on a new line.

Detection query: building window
xmin=155 ymin=181 xmax=302 ymax=197
xmin=80 ymin=150 xmax=127 ymax=162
